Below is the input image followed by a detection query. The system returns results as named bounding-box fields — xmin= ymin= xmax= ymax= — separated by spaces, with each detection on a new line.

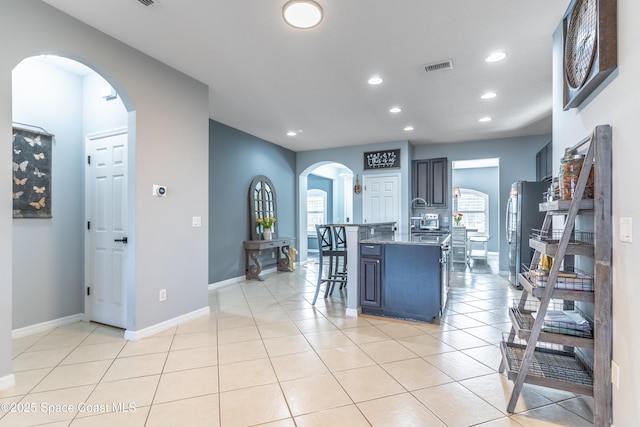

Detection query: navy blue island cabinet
xmin=359 ymin=237 xmax=448 ymax=323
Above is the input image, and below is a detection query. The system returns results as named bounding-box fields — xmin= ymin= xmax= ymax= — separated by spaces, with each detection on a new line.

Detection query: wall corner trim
xmin=0 ymin=374 xmax=16 ymax=391
xmin=123 ymin=306 xmax=210 ymax=341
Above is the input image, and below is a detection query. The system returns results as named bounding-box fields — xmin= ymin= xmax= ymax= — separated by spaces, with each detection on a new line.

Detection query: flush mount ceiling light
xmin=287 ymin=131 xmax=297 ymax=136
xmin=479 ymin=116 xmax=492 ymax=122
xmin=389 ymin=106 xmax=402 ymax=113
xmin=404 ymin=126 xmax=414 ymax=131
xmin=481 ymin=91 xmax=497 ymax=99
xmin=368 ymin=76 xmax=383 ymax=85
xmin=485 ymin=51 xmax=507 ymax=62
xmin=283 ymin=0 xmax=323 ymax=29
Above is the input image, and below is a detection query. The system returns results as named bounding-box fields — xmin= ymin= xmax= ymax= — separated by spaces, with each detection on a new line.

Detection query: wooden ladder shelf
xmin=499 ymin=125 xmax=612 ymax=426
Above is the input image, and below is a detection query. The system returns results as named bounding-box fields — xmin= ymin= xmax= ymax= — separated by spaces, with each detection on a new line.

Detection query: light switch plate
xmin=620 ymin=217 xmax=632 ymax=243
xmin=192 ymin=216 xmax=202 ymax=227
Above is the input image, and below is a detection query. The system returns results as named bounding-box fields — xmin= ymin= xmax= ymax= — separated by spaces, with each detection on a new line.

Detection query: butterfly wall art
xmin=12 ymin=127 xmax=53 ymax=218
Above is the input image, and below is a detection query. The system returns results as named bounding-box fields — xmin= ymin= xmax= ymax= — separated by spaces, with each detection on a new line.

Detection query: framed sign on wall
xmin=364 ymin=149 xmax=401 ymax=170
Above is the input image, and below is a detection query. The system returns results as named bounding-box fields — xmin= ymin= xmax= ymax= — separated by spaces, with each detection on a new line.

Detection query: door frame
xmin=362 ymin=172 xmax=402 ymax=235
xmin=83 ymin=127 xmax=128 ymax=325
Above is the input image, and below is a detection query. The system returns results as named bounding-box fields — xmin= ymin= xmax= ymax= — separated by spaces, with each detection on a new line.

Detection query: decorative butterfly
xmin=13 ymin=177 xmax=28 ymax=186
xmin=13 ymin=148 xmax=21 ymax=155
xmin=25 ymin=136 xmax=42 ymax=147
xmin=12 ymin=191 xmax=24 ymax=199
xmin=29 ymin=197 xmax=46 ymax=210
xmin=33 ymin=186 xmax=45 ymax=194
xmin=33 ymin=152 xmax=45 ymax=160
xmin=33 ymin=167 xmax=46 ymax=177
xmin=13 ymin=160 xmax=29 ymax=172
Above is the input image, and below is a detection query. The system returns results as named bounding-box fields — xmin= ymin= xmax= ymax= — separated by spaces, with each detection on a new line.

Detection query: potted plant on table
xmin=257 ymin=216 xmax=276 ymax=240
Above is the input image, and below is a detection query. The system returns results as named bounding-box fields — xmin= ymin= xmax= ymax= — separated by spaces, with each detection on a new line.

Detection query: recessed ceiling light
xmin=389 ymin=106 xmax=402 ymax=113
xmin=404 ymin=126 xmax=414 ymax=131
xmin=368 ymin=76 xmax=383 ymax=85
xmin=479 ymin=117 xmax=492 ymax=122
xmin=287 ymin=131 xmax=297 ymax=136
xmin=485 ymin=52 xmax=507 ymax=63
xmin=283 ymin=0 xmax=323 ymax=29
xmin=481 ymin=91 xmax=497 ymax=99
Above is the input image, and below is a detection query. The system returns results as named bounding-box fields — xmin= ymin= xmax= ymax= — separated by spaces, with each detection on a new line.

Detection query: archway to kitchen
xmin=451 ymin=157 xmax=500 ymax=274
xmin=11 ymin=54 xmax=133 ymax=334
xmin=298 ymin=162 xmax=354 ymax=265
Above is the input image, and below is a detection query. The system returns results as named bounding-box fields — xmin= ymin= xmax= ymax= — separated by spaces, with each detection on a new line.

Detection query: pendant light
xmin=283 ymin=0 xmax=323 ymax=29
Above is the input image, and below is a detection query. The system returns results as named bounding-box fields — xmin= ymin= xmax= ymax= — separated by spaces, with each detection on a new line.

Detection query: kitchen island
xmin=359 ymin=233 xmax=451 ymax=323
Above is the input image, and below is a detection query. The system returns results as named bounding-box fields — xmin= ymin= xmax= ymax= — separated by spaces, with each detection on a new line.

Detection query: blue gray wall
xmin=209 ymin=121 xmax=296 ymax=284
xmin=307 ymin=174 xmax=333 ymax=250
xmin=453 ymin=166 xmax=499 ymax=252
xmin=413 ymin=134 xmax=549 ymax=272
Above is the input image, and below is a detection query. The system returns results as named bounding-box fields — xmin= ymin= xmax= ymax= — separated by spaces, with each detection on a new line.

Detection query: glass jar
xmin=560 ymin=154 xmax=594 ymax=200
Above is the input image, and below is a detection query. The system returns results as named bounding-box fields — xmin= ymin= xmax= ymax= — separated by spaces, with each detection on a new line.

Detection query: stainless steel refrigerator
xmin=506 ymin=181 xmax=548 ymax=288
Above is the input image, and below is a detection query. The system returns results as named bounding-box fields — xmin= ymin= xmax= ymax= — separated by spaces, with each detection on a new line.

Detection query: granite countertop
xmin=327 ymin=222 xmax=396 ymax=227
xmin=361 ymin=232 xmax=451 ymax=246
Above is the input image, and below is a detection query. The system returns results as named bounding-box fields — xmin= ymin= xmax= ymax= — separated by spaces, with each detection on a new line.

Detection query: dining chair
xmin=467 ymin=232 xmax=490 ymax=263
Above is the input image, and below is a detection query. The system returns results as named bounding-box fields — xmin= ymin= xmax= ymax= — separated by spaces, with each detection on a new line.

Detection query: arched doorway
xmin=299 ymin=162 xmax=353 ymax=264
xmin=11 ymin=55 xmax=130 ymax=332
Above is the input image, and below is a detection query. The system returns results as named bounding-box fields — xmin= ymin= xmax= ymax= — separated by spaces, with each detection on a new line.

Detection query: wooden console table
xmin=243 ymin=237 xmax=295 ymax=281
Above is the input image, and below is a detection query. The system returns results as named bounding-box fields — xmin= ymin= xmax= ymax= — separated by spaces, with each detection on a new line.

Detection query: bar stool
xmin=332 ymin=225 xmax=347 ymax=288
xmin=312 ymin=224 xmax=347 ymax=305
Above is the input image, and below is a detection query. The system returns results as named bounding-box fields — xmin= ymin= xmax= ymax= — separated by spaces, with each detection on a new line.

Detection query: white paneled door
xmin=85 ymin=130 xmax=128 ymax=328
xmin=362 ymin=173 xmax=400 ymax=233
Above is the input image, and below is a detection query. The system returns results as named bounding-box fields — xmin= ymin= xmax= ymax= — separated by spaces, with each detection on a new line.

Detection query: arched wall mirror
xmin=249 ymin=175 xmax=277 ymax=240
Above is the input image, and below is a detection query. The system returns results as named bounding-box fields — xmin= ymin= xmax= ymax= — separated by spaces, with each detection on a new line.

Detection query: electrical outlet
xmin=159 ymin=289 xmax=167 ymax=302
xmin=611 ymin=360 xmax=620 ymax=389
xmin=620 ymin=217 xmax=632 ymax=243
xmin=272 ymin=251 xmax=275 ymax=259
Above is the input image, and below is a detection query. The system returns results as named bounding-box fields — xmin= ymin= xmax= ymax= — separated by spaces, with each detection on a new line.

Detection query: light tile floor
xmin=0 ymin=263 xmax=595 ymax=426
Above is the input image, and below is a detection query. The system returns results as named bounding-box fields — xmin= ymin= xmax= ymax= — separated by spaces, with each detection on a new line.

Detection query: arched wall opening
xmin=298 ymin=161 xmax=353 ymax=263
xmin=11 ymin=55 xmax=131 ymax=333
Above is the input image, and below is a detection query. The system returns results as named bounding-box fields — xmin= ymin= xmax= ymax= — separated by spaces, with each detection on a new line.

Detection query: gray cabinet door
xmin=360 ymin=257 xmax=382 ymax=308
xmin=429 ymin=157 xmax=448 ymax=208
xmin=412 ymin=157 xmax=448 ymax=208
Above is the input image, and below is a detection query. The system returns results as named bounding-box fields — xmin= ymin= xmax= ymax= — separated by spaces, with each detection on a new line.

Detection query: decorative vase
xmin=263 ymin=229 xmax=272 ymax=240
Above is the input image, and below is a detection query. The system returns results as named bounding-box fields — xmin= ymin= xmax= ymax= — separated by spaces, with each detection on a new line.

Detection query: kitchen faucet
xmin=409 ymin=197 xmax=428 ymax=233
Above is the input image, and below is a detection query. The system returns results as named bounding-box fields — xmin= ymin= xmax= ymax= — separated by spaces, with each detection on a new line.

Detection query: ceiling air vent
xmin=424 ymin=60 xmax=454 ymax=73
xmin=137 ymin=0 xmax=155 ymax=6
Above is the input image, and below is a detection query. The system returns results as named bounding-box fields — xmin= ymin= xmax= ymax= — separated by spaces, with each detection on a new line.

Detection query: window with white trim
xmin=455 ymin=188 xmax=489 ymax=235
xmin=307 ymin=189 xmax=327 ymax=235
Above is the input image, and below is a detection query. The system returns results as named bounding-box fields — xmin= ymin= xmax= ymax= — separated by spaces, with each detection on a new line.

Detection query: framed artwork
xmin=12 ymin=127 xmax=53 ymax=218
xmin=364 ymin=148 xmax=401 ymax=170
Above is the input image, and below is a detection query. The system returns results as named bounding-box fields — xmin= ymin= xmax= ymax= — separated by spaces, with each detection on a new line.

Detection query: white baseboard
xmin=208 ymin=275 xmax=245 ymax=291
xmin=346 ymin=307 xmax=361 ymax=317
xmin=12 ymin=313 xmax=85 ymax=339
xmin=208 ymin=264 xmax=294 ymax=291
xmin=124 ymin=306 xmax=210 ymax=341
xmin=0 ymin=374 xmax=16 ymax=391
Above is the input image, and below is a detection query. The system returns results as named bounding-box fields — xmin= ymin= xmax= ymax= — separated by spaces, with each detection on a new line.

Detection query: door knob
xmin=114 ymin=237 xmax=128 ymax=244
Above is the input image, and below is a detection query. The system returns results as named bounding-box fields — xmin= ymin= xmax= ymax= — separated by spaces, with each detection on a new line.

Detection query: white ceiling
xmin=42 ymin=0 xmax=570 ymax=152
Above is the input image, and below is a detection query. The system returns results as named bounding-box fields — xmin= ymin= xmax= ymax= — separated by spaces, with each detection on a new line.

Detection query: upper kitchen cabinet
xmin=536 ymin=141 xmax=553 ymax=182
xmin=412 ymin=157 xmax=448 ymax=208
